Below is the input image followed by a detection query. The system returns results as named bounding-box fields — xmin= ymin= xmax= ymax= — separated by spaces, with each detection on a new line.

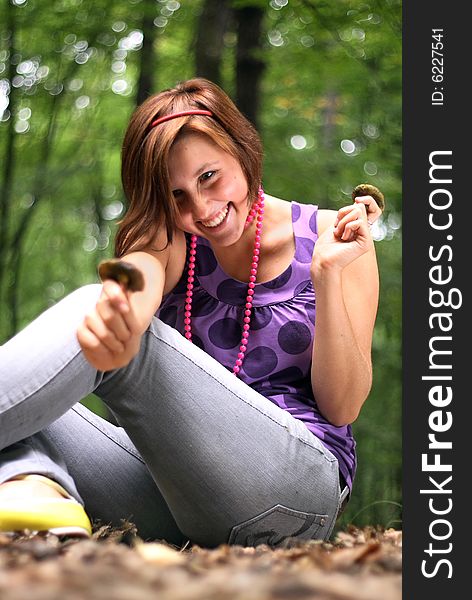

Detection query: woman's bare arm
xmin=77 ymin=231 xmax=175 ymax=372
xmin=310 ymin=207 xmax=379 ymax=426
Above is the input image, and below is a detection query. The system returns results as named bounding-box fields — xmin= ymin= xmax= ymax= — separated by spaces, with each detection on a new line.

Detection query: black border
xmin=403 ymin=2 xmax=467 ymax=595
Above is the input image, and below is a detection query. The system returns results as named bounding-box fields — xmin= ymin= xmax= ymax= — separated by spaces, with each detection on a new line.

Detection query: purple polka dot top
xmin=157 ymin=202 xmax=356 ymax=490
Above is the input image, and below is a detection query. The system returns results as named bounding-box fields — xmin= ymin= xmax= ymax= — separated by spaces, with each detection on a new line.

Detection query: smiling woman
xmin=0 ymin=78 xmax=380 ymax=548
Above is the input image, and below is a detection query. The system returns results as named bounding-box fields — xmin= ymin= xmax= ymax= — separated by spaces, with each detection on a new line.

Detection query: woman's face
xmin=168 ymin=132 xmax=250 ymax=247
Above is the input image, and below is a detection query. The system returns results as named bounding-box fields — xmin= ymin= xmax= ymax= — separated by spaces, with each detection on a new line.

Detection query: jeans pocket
xmin=228 ymin=504 xmax=329 ymax=547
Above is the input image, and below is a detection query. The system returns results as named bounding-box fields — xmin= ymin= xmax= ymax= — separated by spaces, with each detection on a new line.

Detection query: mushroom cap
xmin=98 ymin=259 xmax=145 ymax=292
xmin=352 ymin=184 xmax=385 ymax=211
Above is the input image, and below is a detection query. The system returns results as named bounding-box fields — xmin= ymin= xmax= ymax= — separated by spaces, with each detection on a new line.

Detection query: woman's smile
xmin=200 ymin=203 xmax=230 ymax=228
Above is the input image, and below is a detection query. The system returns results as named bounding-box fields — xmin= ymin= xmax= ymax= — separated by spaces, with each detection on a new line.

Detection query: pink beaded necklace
xmin=184 ymin=186 xmax=265 ymax=376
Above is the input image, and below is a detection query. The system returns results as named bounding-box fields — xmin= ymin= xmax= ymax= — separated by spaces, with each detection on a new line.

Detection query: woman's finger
xmin=101 ymin=280 xmax=130 ymax=314
xmin=341 ymin=217 xmax=370 ymax=242
xmin=334 ymin=205 xmax=364 ymax=237
xmin=77 ymin=323 xmax=115 ymax=361
xmin=83 ymin=311 xmax=126 ymax=354
xmin=96 ymin=300 xmax=132 ymax=343
xmin=354 ymin=195 xmax=382 ymax=224
xmin=101 ymin=279 xmax=142 ymax=335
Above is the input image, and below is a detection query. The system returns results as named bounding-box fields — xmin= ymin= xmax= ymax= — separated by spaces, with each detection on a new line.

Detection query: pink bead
xmin=184 ymin=186 xmax=265 ymax=378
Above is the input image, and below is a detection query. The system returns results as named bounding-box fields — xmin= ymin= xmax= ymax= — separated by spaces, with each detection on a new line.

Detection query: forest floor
xmin=0 ymin=524 xmax=401 ymax=600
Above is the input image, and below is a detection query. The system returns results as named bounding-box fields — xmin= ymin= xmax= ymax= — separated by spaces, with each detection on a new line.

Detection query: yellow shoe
xmin=0 ymin=475 xmax=92 ymax=537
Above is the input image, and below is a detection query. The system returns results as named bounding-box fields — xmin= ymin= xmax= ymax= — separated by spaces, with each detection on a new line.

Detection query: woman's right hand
xmin=77 ymin=280 xmax=143 ymax=371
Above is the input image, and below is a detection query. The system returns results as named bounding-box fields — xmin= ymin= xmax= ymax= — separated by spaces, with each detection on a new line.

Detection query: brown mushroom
xmin=98 ymin=259 xmax=145 ymax=292
xmin=352 ymin=184 xmax=385 ymax=212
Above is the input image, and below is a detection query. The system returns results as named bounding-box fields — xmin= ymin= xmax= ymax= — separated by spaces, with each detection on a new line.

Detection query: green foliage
xmin=0 ymin=0 xmax=402 ymax=530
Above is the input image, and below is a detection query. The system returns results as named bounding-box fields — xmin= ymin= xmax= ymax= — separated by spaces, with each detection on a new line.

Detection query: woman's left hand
xmin=311 ymin=203 xmax=374 ymax=275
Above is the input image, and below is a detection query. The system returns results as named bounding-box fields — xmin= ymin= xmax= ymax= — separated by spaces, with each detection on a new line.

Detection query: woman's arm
xmin=310 ymin=205 xmax=379 ymax=426
xmin=77 ymin=231 xmax=175 ymax=372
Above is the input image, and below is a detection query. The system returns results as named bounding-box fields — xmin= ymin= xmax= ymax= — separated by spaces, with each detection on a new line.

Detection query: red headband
xmin=150 ymin=109 xmax=213 ymax=129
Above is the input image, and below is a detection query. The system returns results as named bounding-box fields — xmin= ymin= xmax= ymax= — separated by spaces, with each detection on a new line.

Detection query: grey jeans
xmin=0 ymin=285 xmax=347 ymax=547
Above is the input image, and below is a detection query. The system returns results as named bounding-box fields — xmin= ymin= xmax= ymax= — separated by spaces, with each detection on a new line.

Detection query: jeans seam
xmin=72 ymin=406 xmax=145 ymax=464
xmin=147 ymin=328 xmax=336 ymax=463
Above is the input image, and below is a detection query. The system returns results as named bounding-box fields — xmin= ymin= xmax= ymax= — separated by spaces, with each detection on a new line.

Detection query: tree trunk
xmin=195 ymin=0 xmax=232 ymax=85
xmin=235 ymin=5 xmax=265 ymax=130
xmin=0 ymin=1 xmax=17 ymax=335
xmin=135 ymin=0 xmax=157 ymax=106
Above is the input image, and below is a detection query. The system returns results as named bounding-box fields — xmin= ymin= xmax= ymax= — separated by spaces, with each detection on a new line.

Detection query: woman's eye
xmin=200 ymin=170 xmax=215 ymax=182
xmin=172 ymin=190 xmax=183 ymax=199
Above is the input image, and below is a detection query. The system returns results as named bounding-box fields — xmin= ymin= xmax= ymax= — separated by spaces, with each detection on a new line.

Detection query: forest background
xmin=0 ymin=0 xmax=402 ymax=533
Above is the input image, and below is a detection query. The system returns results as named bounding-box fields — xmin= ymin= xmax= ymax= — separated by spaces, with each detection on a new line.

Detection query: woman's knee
xmin=64 ymin=284 xmax=102 ymax=312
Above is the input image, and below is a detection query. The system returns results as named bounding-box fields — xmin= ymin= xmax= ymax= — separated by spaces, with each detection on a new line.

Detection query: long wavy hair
xmin=115 ymin=78 xmax=263 ymax=257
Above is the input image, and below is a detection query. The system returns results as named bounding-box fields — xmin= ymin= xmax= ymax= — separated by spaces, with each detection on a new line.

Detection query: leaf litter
xmin=0 ymin=524 xmax=401 ymax=600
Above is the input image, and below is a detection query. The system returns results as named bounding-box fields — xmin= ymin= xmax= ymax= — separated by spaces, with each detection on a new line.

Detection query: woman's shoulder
xmin=268 ymin=194 xmax=337 ymax=237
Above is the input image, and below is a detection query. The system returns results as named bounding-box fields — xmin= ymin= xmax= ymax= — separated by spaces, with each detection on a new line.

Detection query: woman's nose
xmin=188 ymin=191 xmax=213 ymax=221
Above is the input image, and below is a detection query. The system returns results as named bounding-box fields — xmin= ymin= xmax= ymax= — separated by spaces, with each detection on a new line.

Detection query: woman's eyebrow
xmin=193 ymin=161 xmax=219 ymax=178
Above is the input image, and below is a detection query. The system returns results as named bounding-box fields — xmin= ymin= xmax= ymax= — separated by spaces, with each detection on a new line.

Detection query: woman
xmin=0 ymin=78 xmax=380 ymax=547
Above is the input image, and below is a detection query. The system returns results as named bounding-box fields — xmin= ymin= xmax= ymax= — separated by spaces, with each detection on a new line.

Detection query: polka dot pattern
xmin=309 ymin=210 xmax=318 ymax=234
xmin=243 ymin=346 xmax=278 ymax=378
xmin=208 ymin=317 xmax=241 ymax=349
xmin=192 ymin=292 xmax=219 ymax=317
xmin=251 ymin=306 xmax=273 ymax=331
xmin=196 ymin=244 xmax=218 ymax=276
xmin=216 ymin=278 xmax=247 ymax=305
xmin=261 ymin=265 xmax=292 ymax=290
xmin=156 ymin=202 xmax=356 ymax=491
xmin=159 ymin=305 xmax=178 ymax=329
xmin=278 ymin=321 xmax=312 ymax=354
xmin=296 ymin=237 xmax=315 ymax=263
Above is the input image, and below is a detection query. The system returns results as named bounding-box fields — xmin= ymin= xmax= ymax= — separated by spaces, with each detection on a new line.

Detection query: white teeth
xmin=201 ymin=205 xmax=228 ymax=228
